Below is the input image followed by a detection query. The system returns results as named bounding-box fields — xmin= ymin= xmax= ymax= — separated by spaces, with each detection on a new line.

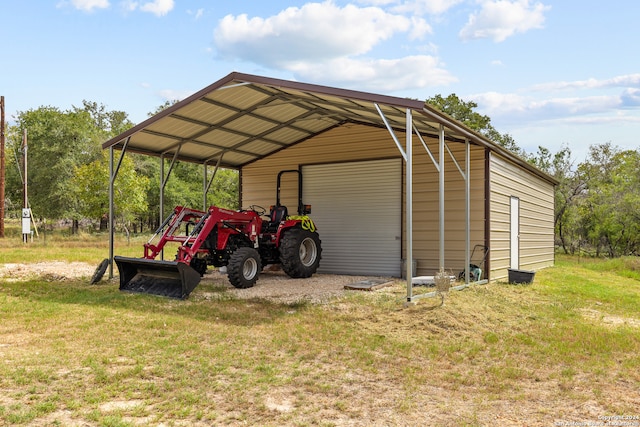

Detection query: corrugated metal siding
xmin=489 ymin=153 xmax=555 ymax=280
xmin=303 ymin=160 xmax=401 ymax=276
xmin=404 ymin=139 xmax=486 ymax=276
xmin=241 ymin=125 xmax=400 ymax=210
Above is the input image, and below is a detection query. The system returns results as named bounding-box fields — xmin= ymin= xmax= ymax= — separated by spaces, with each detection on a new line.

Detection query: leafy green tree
xmin=74 ymin=100 xmax=133 ymax=136
xmin=577 ymin=144 xmax=640 ymax=257
xmin=427 ymin=94 xmax=491 ymax=130
xmin=206 ymin=168 xmax=239 ymax=209
xmin=8 ymin=106 xmax=99 ymax=221
xmin=72 ymin=150 xmax=149 ymax=230
xmin=3 ymin=126 xmax=27 ymax=217
xmin=135 ymin=157 xmax=239 ymax=229
xmin=7 ymin=102 xmax=134 ymax=232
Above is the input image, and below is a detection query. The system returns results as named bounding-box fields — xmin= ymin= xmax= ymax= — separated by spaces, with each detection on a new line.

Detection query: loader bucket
xmin=114 ymin=256 xmax=201 ymax=299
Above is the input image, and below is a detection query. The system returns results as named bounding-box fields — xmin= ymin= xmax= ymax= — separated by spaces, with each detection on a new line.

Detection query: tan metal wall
xmin=241 ymin=125 xmax=399 ymax=209
xmin=489 ymin=153 xmax=555 ymax=280
xmin=241 ymin=124 xmax=487 ymax=277
xmin=404 ymin=137 xmax=486 ymax=276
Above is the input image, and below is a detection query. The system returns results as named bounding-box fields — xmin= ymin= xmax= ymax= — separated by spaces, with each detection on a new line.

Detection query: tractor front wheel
xmin=228 ymin=247 xmax=262 ymax=288
xmin=280 ymin=228 xmax=322 ymax=278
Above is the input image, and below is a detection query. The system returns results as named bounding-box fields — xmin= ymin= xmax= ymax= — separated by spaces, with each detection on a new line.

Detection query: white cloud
xmin=214 ymin=2 xmax=414 ymax=65
xmin=139 ymin=0 xmax=174 ymax=16
xmin=120 ymin=0 xmax=137 ymax=13
xmin=459 ymin=0 xmax=550 ymax=42
xmin=188 ymin=8 xmax=205 ymax=20
xmin=470 ymin=91 xmax=528 ymax=115
xmin=290 ymin=55 xmax=457 ymax=91
xmin=531 ymin=95 xmax=621 ymax=116
xmin=158 ymin=88 xmax=193 ymax=102
xmin=621 ymin=88 xmax=640 ymax=107
xmin=551 ymin=114 xmax=640 ymax=126
xmin=63 ymin=0 xmax=110 ymax=12
xmin=212 ymin=2 xmax=453 ymax=93
xmin=396 ymin=0 xmax=465 ymax=15
xmin=408 ymin=16 xmax=433 ymax=39
xmin=532 ymin=74 xmax=640 ymax=91
xmin=357 ymin=0 xmax=464 ymax=15
xmin=355 ymin=0 xmax=397 ymax=6
xmin=68 ymin=0 xmax=173 ymax=15
xmin=471 ymin=90 xmax=625 ymax=124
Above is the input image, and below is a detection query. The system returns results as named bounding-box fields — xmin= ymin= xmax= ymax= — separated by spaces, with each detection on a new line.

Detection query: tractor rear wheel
xmin=280 ymin=227 xmax=322 ymax=278
xmin=228 ymin=247 xmax=262 ymax=288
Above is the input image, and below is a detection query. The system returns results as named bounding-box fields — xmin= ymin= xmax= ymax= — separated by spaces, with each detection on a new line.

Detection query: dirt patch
xmin=580 ymin=308 xmax=640 ymax=328
xmin=0 ymin=262 xmax=96 ymax=282
xmin=99 ymin=399 xmax=144 ymax=412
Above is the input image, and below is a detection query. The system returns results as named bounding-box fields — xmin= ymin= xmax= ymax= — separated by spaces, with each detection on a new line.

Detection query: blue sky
xmin=2 ymin=0 xmax=639 ymax=162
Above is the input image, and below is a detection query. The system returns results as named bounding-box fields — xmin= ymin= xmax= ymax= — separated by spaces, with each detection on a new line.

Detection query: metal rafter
xmin=198 ymin=94 xmax=317 ymax=137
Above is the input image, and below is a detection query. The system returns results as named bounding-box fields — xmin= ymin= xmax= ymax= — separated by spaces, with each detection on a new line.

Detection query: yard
xmin=0 ymin=235 xmax=639 ymax=426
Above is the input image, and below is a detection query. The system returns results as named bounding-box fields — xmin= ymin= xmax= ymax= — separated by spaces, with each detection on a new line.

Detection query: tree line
xmin=4 ymin=96 xmax=639 ymax=258
xmin=4 ymin=101 xmax=238 ymax=234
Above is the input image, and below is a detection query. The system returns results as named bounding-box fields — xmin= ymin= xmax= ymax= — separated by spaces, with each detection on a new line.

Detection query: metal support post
xmin=109 ymin=147 xmax=114 ymax=277
xmin=405 ymin=109 xmax=413 ymax=302
xmin=203 ymin=161 xmax=207 ymax=211
xmin=439 ymin=125 xmax=445 ymax=271
xmin=465 ymin=139 xmax=470 ymax=284
xmin=159 ymin=154 xmax=164 ymax=260
xmin=108 ymin=138 xmax=129 ymax=278
xmin=203 ymin=154 xmax=224 ymax=210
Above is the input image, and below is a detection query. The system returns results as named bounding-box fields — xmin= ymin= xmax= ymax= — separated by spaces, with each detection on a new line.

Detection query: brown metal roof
xmin=102 ymin=71 xmax=556 ymax=183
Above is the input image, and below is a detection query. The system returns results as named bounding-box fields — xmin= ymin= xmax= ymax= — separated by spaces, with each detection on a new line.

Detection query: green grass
xmin=0 ymin=244 xmax=639 ymax=425
xmin=0 ymin=223 xmax=148 ymax=264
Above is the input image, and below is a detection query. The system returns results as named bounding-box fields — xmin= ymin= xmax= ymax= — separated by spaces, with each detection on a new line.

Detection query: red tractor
xmin=114 ymin=170 xmax=322 ymax=299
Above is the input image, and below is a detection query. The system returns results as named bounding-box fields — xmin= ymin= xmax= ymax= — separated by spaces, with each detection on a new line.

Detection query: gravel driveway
xmin=201 ymin=269 xmax=389 ymax=304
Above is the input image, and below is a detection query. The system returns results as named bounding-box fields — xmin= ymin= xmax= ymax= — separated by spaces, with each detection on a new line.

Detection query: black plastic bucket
xmin=508 ymin=268 xmax=535 ymax=284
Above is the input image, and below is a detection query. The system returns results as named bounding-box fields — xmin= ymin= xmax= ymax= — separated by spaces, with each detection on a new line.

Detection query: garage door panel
xmin=303 ymin=159 xmax=401 ymax=276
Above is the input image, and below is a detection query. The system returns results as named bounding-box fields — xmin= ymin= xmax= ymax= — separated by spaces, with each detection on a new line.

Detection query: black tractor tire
xmin=280 ymin=227 xmax=322 ymax=278
xmin=90 ymin=258 xmax=109 ymax=284
xmin=228 ymin=247 xmax=262 ymax=289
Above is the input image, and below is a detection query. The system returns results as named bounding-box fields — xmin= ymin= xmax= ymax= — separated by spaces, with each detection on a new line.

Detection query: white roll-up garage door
xmin=303 ymin=159 xmax=402 ymax=276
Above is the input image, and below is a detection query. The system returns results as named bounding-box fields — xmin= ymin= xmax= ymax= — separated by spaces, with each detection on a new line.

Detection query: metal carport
xmin=102 ymin=71 xmax=541 ymax=303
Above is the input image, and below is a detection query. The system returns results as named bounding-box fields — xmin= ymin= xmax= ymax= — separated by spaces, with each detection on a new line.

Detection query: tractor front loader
xmin=114 ymin=170 xmax=322 ymax=299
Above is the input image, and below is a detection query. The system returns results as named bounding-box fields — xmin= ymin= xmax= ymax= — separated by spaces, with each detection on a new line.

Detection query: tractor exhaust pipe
xmin=114 ymin=256 xmax=201 ymax=299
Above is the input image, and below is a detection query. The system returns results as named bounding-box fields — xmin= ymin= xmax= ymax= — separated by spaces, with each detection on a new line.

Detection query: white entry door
xmin=510 ymin=196 xmax=520 ymax=269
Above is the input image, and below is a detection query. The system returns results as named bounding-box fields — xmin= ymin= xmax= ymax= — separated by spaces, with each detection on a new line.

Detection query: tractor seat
xmin=263 ymin=205 xmax=288 ymax=233
xmin=271 ymin=205 xmax=288 ymax=223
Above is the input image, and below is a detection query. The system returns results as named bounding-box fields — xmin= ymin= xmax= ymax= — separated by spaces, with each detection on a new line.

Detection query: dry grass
xmin=0 ymin=247 xmax=639 ymax=426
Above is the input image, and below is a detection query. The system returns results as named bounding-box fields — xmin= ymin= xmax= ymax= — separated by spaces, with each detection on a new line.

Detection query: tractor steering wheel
xmin=248 ymin=205 xmax=267 ymax=216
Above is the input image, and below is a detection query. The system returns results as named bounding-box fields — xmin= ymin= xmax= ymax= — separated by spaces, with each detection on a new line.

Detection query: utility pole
xmin=22 ymin=129 xmax=30 ymax=243
xmin=0 ymin=96 xmax=5 ymax=238
xmin=22 ymin=129 xmax=27 ymax=209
